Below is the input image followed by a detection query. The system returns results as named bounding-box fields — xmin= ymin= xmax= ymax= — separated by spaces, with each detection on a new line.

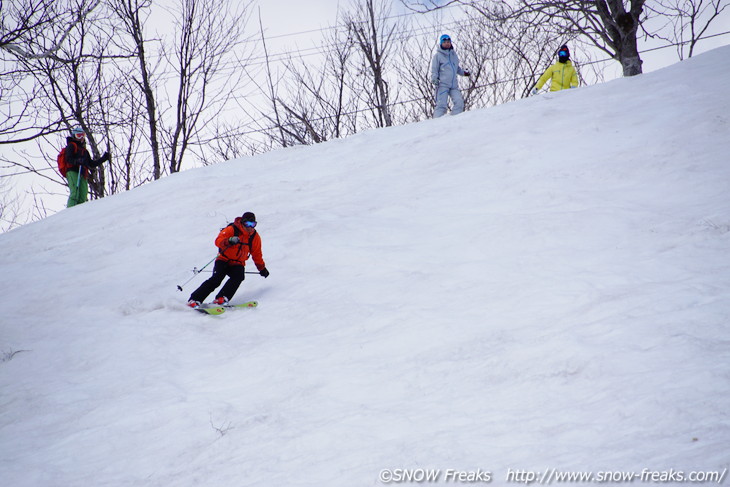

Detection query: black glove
xmin=463 ymin=70 xmax=471 ymax=77
xmin=259 ymin=268 xmax=270 ymax=278
xmin=228 ymin=236 xmax=240 ymax=244
xmin=101 ymin=151 xmax=110 ymax=162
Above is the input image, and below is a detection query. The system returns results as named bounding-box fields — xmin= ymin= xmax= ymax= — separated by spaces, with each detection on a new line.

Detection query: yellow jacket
xmin=536 ymin=60 xmax=579 ymax=91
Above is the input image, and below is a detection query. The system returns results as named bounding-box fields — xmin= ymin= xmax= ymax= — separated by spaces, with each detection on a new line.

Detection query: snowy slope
xmin=1 ymin=47 xmax=729 ymax=486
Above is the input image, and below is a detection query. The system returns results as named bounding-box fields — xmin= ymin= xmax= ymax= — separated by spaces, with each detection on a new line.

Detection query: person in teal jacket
xmin=532 ymin=44 xmax=579 ymax=94
xmin=431 ymin=34 xmax=470 ymax=117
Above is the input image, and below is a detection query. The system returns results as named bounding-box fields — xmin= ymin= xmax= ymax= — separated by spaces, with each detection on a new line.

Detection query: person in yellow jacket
xmin=532 ymin=44 xmax=579 ymax=94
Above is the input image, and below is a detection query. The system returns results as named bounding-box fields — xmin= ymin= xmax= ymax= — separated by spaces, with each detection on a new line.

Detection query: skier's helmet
xmin=558 ymin=44 xmax=570 ymax=62
xmin=241 ymin=212 xmax=257 ymax=229
xmin=71 ymin=126 xmax=85 ymax=140
xmin=439 ymin=34 xmax=451 ymax=46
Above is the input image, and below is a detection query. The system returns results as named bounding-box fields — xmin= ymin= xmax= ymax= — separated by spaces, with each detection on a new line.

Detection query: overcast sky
xmin=256 ymin=0 xmax=431 ymax=53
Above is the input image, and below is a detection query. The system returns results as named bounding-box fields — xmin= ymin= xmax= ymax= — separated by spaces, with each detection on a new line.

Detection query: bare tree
xmin=256 ymin=9 xmax=289 ymax=148
xmin=343 ymin=0 xmax=402 ymax=128
xmin=393 ymin=8 xmax=563 ymax=120
xmin=404 ymin=0 xmax=648 ymax=76
xmin=1 ymin=0 xmax=258 ymax=229
xmin=162 ymin=0 xmax=253 ymax=174
xmin=0 ymin=60 xmax=60 ymax=144
xmin=1 ymin=1 xmax=125 ymax=202
xmin=199 ymin=120 xmax=263 ymax=164
xmin=451 ymin=14 xmax=564 ymax=104
xmin=108 ymin=0 xmax=163 ymax=180
xmin=594 ymin=0 xmax=647 ymax=75
xmin=0 ymin=0 xmax=101 ymax=61
xmin=0 ymin=0 xmax=104 ymax=146
xmin=262 ymin=22 xmax=358 ymax=146
xmin=488 ymin=0 xmax=647 ymax=76
xmin=100 ymin=71 xmax=153 ymax=192
xmin=645 ymin=0 xmax=729 ymax=59
xmin=393 ymin=33 xmax=436 ymax=123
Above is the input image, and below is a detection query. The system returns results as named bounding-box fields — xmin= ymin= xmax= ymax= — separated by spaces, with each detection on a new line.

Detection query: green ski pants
xmin=66 ymin=171 xmax=88 ymax=208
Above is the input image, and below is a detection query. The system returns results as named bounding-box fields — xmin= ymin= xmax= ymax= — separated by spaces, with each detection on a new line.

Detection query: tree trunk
xmin=596 ymin=0 xmax=645 ymax=76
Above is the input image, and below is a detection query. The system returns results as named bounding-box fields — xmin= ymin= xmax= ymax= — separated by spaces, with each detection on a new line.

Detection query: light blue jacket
xmin=431 ymin=47 xmax=465 ymax=89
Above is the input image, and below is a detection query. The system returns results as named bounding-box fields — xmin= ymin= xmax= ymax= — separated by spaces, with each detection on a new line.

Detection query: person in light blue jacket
xmin=430 ymin=34 xmax=470 ymax=118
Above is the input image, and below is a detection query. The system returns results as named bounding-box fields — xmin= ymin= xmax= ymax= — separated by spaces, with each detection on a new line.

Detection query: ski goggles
xmin=558 ymin=50 xmax=568 ymax=57
xmin=243 ymin=220 xmax=257 ymax=228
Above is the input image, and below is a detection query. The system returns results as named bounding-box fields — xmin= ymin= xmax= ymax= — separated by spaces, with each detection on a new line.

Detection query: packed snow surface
xmin=1 ymin=47 xmax=729 ymax=486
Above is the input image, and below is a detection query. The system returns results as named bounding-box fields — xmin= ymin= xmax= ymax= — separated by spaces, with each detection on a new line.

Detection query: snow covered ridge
xmin=1 ymin=46 xmax=729 ymax=486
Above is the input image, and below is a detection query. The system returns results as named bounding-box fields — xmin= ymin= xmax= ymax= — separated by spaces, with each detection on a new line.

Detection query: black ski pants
xmin=189 ymin=259 xmax=245 ymax=303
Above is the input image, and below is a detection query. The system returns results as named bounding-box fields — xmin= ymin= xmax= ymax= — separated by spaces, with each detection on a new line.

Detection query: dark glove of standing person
xmin=91 ymin=151 xmax=110 ymax=168
xmin=228 ymin=236 xmax=240 ymax=244
xmin=259 ymin=268 xmax=270 ymax=278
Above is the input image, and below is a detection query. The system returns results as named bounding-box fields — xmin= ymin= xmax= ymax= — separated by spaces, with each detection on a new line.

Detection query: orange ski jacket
xmin=215 ymin=217 xmax=266 ymax=269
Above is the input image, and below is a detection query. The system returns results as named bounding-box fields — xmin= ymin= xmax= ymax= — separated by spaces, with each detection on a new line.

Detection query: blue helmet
xmin=439 ymin=34 xmax=451 ymax=45
xmin=70 ymin=125 xmax=85 ymax=140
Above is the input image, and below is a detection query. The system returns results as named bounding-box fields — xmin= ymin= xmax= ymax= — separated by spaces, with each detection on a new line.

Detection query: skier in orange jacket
xmin=188 ymin=212 xmax=269 ymax=308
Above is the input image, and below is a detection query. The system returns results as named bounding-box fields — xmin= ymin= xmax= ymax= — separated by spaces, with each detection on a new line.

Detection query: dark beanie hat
xmin=242 ymin=211 xmax=256 ymax=222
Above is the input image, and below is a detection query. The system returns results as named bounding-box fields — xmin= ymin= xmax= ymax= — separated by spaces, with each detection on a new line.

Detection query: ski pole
xmin=75 ymin=165 xmax=83 ymax=204
xmin=192 ymin=269 xmax=261 ymax=275
xmin=177 ymin=255 xmax=217 ymax=291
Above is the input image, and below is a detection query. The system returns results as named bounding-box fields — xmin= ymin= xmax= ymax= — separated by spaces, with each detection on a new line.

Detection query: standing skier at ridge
xmin=60 ymin=126 xmax=110 ymax=207
xmin=532 ymin=44 xmax=579 ymax=94
xmin=187 ymin=211 xmax=269 ymax=308
xmin=430 ymin=34 xmax=470 ymax=118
